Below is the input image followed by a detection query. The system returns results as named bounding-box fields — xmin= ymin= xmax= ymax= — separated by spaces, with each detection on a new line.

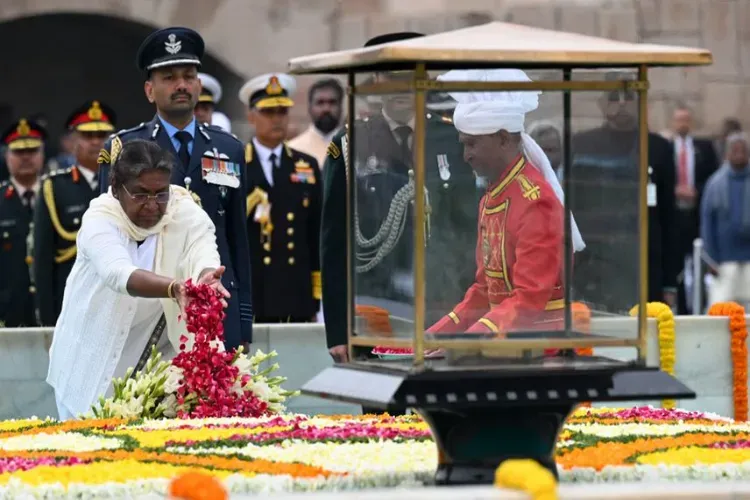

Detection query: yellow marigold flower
xmin=495 ymin=459 xmax=557 ymax=500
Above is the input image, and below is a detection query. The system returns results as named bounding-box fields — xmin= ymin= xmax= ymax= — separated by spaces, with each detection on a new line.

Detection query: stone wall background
xmin=0 ymin=0 xmax=745 ymax=141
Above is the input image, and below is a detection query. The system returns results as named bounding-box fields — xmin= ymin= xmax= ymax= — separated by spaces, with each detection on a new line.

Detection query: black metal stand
xmin=423 ymin=404 xmax=572 ymax=484
xmin=302 ymin=355 xmax=695 ymax=486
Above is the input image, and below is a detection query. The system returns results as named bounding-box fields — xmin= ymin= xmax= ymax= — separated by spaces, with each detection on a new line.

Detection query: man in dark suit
xmin=321 ymin=32 xmax=479 ymax=365
xmin=0 ymin=118 xmax=46 ymax=327
xmin=97 ymin=27 xmax=253 ymax=351
xmin=34 ymin=100 xmax=116 ymax=326
xmin=670 ymin=105 xmax=719 ymax=314
xmin=239 ymin=72 xmax=322 ymax=323
xmin=572 ymin=80 xmax=678 ymax=314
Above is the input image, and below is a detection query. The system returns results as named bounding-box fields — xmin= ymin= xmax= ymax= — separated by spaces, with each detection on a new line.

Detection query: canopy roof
xmin=288 ymin=22 xmax=712 ymax=74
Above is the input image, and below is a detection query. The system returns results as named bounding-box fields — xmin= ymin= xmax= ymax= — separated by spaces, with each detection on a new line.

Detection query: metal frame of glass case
xmin=289 ymin=22 xmax=712 ymax=485
xmin=289 ymin=22 xmax=712 ymax=370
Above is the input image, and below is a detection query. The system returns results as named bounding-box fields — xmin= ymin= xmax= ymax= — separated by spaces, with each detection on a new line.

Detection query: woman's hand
xmin=198 ymin=266 xmax=231 ymax=308
xmin=171 ymin=280 xmax=189 ymax=314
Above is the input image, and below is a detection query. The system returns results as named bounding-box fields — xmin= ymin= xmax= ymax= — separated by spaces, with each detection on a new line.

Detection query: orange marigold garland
xmin=169 ymin=471 xmax=228 ymax=500
xmin=572 ymin=303 xmax=593 ymax=407
xmin=629 ymin=302 xmax=676 ymax=409
xmin=708 ymin=302 xmax=748 ymax=421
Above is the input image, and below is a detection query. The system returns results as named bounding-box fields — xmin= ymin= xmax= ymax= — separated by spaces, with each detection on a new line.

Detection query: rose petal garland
xmin=630 ymin=302 xmax=676 ymax=409
xmin=708 ymin=302 xmax=748 ymax=421
xmin=173 ymin=281 xmax=269 ymax=419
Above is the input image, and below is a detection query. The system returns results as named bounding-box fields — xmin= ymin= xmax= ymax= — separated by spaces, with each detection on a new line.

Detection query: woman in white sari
xmin=47 ymin=139 xmax=230 ymax=420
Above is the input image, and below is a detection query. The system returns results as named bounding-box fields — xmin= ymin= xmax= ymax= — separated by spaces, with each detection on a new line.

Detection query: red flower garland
xmin=171 ymin=280 xmax=268 ymax=419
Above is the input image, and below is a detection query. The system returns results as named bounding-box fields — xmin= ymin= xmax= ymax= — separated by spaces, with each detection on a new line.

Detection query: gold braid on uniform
xmin=43 ymin=178 xmax=79 ymax=264
xmin=311 ymin=271 xmax=322 ymax=300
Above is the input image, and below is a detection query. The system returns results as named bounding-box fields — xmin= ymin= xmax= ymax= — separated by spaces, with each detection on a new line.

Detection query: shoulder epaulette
xmin=205 ymin=124 xmax=243 ymax=144
xmin=327 ymin=141 xmax=341 ymax=159
xmin=245 ymin=143 xmax=253 ymax=163
xmin=48 ymin=166 xmax=73 ymax=178
xmin=111 ymin=122 xmax=147 ymax=138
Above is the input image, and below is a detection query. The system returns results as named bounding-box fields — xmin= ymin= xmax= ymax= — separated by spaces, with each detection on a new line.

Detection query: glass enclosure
xmin=347 ymin=69 xmax=646 ymax=368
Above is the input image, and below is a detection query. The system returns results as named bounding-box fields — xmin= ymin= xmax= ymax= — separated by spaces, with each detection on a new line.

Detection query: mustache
xmin=170 ymin=92 xmax=191 ymax=101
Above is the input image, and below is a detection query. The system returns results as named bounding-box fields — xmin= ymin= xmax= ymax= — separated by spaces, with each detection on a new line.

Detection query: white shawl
xmin=84 ymin=185 xmax=221 ymax=348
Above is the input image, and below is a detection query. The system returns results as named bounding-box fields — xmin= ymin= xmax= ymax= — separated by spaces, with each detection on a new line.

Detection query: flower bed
xmin=2 ymin=406 xmax=750 ymax=497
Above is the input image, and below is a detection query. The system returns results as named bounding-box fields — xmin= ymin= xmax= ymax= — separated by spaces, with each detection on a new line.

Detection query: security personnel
xmin=240 ymin=73 xmax=322 ymax=323
xmin=322 ymin=32 xmax=479 ymax=364
xmin=34 ymin=100 xmax=116 ymax=326
xmin=97 ymin=27 xmax=253 ymax=350
xmin=0 ymin=118 xmax=46 ymax=327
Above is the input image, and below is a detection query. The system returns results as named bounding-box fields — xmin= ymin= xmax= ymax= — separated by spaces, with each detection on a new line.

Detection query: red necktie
xmin=678 ymin=140 xmax=688 ymax=187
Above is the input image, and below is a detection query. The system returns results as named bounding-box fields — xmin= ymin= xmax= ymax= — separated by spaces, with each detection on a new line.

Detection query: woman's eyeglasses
xmin=122 ymin=185 xmax=170 ymax=205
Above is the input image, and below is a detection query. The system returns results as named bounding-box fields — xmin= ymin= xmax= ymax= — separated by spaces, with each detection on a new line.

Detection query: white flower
xmin=158 ymin=394 xmax=178 ymax=418
xmin=0 ymin=432 xmax=122 ymax=451
xmin=164 ymin=366 xmax=183 ymax=394
xmin=233 ymin=353 xmax=253 ymax=375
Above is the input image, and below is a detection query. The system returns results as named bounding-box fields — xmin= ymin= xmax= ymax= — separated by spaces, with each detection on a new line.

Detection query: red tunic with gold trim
xmin=428 ymin=154 xmax=565 ymax=335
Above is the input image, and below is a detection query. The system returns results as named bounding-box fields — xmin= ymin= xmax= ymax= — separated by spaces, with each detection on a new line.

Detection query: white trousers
xmin=709 ymin=261 xmax=750 ymax=308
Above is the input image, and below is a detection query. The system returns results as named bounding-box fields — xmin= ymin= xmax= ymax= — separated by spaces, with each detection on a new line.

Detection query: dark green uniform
xmin=321 ymin=112 xmax=478 ymax=349
xmin=33 ymin=166 xmax=98 ymax=326
xmin=0 ymin=181 xmax=36 ymax=327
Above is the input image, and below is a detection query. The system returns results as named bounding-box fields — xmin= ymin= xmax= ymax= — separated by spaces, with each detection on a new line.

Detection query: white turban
xmin=436 ymin=69 xmax=585 ymax=253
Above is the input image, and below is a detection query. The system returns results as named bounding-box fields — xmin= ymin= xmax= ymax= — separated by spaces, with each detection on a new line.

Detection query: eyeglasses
xmin=122 ymin=185 xmax=170 ymax=205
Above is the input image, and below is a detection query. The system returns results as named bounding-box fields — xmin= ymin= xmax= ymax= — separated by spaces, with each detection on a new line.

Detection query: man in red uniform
xmin=428 ymin=69 xmax=585 ymax=335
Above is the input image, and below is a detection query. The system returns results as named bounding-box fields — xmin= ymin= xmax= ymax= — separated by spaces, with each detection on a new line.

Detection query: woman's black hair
xmin=109 ymin=139 xmax=174 ymax=188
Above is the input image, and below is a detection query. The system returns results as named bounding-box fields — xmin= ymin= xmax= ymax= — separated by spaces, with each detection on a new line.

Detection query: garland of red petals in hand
xmin=171 ymin=280 xmax=269 ymax=419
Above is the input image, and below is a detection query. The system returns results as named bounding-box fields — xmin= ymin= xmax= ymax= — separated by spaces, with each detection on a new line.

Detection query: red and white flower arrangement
xmin=90 ymin=280 xmax=297 ymax=420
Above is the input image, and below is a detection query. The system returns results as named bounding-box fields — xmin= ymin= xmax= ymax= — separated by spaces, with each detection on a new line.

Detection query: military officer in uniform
xmin=321 ymin=32 xmax=479 ymax=364
xmin=0 ymin=118 xmax=46 ymax=327
xmin=97 ymin=27 xmax=253 ymax=351
xmin=240 ymin=73 xmax=322 ymax=323
xmin=195 ymin=72 xmax=231 ymax=132
xmin=34 ymin=100 xmax=116 ymax=326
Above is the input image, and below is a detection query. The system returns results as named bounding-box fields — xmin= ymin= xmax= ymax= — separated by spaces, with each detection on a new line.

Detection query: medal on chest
xmin=201 ymin=148 xmax=241 ymax=190
xmin=436 ymin=154 xmax=451 ymax=181
xmin=290 ymin=159 xmax=316 ymax=184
